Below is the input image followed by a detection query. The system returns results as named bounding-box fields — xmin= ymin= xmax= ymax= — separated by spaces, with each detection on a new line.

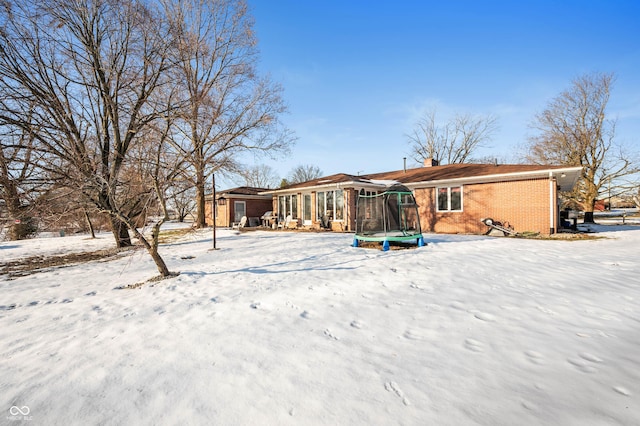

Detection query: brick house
xmin=265 ymin=161 xmax=582 ymax=235
xmin=204 ymin=187 xmax=272 ymax=227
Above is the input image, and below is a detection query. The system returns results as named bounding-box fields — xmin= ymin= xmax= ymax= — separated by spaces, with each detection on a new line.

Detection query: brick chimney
xmin=424 ymin=158 xmax=439 ymax=167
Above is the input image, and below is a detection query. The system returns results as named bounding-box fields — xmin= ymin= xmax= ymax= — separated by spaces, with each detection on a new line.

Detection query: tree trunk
xmin=583 ymin=211 xmax=595 ymax=223
xmin=110 ymin=215 xmax=132 ymax=247
xmin=583 ymin=194 xmax=597 ymax=224
xmin=147 ymin=245 xmax=171 ymax=277
xmin=130 ymin=221 xmax=172 ymax=277
xmin=195 ymin=167 xmax=207 ymax=228
xmin=3 ymin=181 xmax=31 ymax=240
xmin=84 ymin=209 xmax=96 ymax=239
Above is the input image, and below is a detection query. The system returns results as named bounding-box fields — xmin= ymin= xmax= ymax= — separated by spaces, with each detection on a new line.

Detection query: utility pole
xmin=212 ymin=173 xmax=217 ymax=249
xmin=608 ymin=177 xmax=612 ymax=211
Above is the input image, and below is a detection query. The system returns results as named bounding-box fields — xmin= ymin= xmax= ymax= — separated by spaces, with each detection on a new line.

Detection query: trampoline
xmin=352 ymin=183 xmax=425 ymax=251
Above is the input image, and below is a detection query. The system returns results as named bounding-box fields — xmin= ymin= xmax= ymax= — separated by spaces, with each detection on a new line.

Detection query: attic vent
xmin=317 ymin=179 xmax=332 ymax=183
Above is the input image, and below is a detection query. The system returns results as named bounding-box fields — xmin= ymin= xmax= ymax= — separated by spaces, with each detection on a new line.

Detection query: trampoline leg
xmin=417 ymin=236 xmax=425 ymax=247
xmin=382 ymin=240 xmax=390 ymax=251
xmin=352 ymin=237 xmax=359 ymax=247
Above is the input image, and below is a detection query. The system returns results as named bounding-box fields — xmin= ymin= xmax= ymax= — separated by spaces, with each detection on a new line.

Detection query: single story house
xmin=265 ymin=159 xmax=582 ymax=235
xmin=205 ymin=186 xmax=272 ymax=228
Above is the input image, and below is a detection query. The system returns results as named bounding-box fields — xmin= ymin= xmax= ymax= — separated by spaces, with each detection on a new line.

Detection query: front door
xmin=234 ymin=201 xmax=246 ymax=223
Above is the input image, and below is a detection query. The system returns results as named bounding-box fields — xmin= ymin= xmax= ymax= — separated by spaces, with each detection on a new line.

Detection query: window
xmin=335 ymin=190 xmax=344 ymax=220
xmin=234 ymin=201 xmax=246 ymax=222
xmin=436 ymin=186 xmax=463 ymax=212
xmin=303 ymin=194 xmax=312 ymax=222
xmin=278 ymin=194 xmax=298 ymax=220
xmin=316 ymin=190 xmax=344 ymax=221
xmin=316 ymin=192 xmax=325 ymax=219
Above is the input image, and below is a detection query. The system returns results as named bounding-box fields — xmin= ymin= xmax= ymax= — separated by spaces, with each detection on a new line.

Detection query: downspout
xmin=549 ymin=172 xmax=556 ymax=234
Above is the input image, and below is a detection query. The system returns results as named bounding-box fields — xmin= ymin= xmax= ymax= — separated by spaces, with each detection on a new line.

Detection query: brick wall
xmin=414 ymin=178 xmax=557 ymax=235
xmin=205 ymin=198 xmax=272 ymax=227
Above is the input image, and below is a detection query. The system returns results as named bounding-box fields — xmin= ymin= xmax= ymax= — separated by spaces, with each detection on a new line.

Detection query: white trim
xmin=436 ymin=185 xmax=464 ymax=212
xmin=302 ymin=194 xmax=312 ymax=225
xmin=206 ymin=194 xmax=269 ymax=201
xmin=403 ymin=167 xmax=583 ymax=192
xmin=233 ymin=200 xmax=246 ymax=223
xmin=549 ymin=173 xmax=556 ymax=233
xmin=263 ymin=166 xmax=583 ymax=195
xmin=264 ymin=180 xmax=384 ymax=195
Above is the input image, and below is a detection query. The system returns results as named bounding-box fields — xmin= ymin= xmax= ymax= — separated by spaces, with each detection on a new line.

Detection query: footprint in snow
xmin=579 ymin=352 xmax=603 ymax=363
xmin=464 ymin=338 xmax=484 ymax=353
xmin=537 ymin=306 xmax=556 ymax=315
xmin=350 ymin=320 xmax=363 ymax=329
xmin=473 ymin=311 xmax=496 ymax=322
xmin=323 ymin=329 xmax=339 ymax=340
xmin=567 ymin=357 xmax=598 ymax=373
xmin=613 ymin=386 xmax=631 ymax=396
xmin=524 ymin=350 xmax=545 ymax=365
xmin=384 ymin=381 xmax=410 ymax=406
xmin=300 ymin=310 xmax=311 ymax=319
xmin=0 ymin=304 xmax=17 ymax=311
xmin=403 ymin=329 xmax=422 ymax=340
xmin=286 ymin=300 xmax=300 ymax=310
xmin=450 ymin=301 xmax=465 ymax=310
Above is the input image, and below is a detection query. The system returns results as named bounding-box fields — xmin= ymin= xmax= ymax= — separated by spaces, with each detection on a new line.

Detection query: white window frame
xmin=316 ymin=190 xmax=344 ymax=221
xmin=302 ymin=194 xmax=312 ymax=225
xmin=436 ymin=186 xmax=463 ymax=212
xmin=234 ymin=201 xmax=246 ymax=222
xmin=278 ymin=194 xmax=298 ymax=220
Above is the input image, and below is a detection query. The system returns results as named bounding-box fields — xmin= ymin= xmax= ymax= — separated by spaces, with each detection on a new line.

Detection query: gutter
xmin=401 ymin=166 xmax=583 ymax=190
xmin=260 ymin=180 xmax=386 ymax=196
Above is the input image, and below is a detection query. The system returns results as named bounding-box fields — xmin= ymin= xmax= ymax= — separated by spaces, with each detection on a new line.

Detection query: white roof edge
xmin=206 ymin=193 xmax=270 ymax=200
xmin=261 ymin=180 xmax=388 ymax=195
xmin=403 ymin=166 xmax=583 ymax=189
xmin=262 ymin=166 xmax=584 ymax=194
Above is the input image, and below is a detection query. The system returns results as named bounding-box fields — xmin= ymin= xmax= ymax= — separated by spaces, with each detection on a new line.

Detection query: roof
xmin=272 ymin=173 xmax=366 ymax=191
xmin=365 ymin=163 xmax=572 ymax=183
xmin=219 ymin=186 xmax=271 ymax=196
xmin=267 ymin=163 xmax=583 ymax=194
xmin=206 ymin=186 xmax=272 ymax=200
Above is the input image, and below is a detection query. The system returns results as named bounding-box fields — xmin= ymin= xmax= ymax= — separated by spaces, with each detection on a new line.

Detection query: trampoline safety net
xmin=354 ymin=184 xmax=423 ymax=244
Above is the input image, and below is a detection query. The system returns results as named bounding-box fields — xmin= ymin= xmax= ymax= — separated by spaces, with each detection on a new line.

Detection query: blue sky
xmin=234 ymin=0 xmax=640 ymax=185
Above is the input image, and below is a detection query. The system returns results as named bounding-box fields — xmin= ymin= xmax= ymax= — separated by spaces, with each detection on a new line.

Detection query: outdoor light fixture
xmin=217 ymin=196 xmax=226 ymax=205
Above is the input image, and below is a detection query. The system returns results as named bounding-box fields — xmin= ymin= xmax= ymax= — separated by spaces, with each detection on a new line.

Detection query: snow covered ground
xmin=1 ymin=224 xmax=639 ymax=425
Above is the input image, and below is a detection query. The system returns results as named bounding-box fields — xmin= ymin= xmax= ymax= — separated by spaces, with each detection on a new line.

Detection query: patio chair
xmin=232 ymin=216 xmax=247 ymax=230
xmin=277 ymin=215 xmax=293 ymax=229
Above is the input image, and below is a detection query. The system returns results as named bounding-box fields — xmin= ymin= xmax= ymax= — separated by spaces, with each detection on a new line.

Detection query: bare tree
xmin=0 ymin=0 xmax=177 ymax=276
xmin=287 ymin=164 xmax=323 ymax=184
xmin=407 ymin=109 xmax=498 ymax=165
xmin=0 ymin=121 xmax=42 ymax=239
xmin=164 ymin=0 xmax=294 ymax=228
xmin=236 ymin=164 xmax=280 ymax=188
xmin=167 ymin=179 xmax=196 ymax=222
xmin=525 ymin=72 xmax=640 ymax=223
